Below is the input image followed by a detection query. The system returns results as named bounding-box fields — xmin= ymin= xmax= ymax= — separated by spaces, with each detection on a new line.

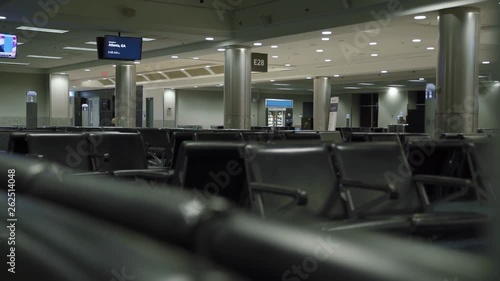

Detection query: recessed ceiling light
xmin=322 ymin=31 xmax=332 ymax=35
xmin=217 ymin=48 xmax=225 ymax=52
xmin=369 ymin=42 xmax=377 ymax=46
xmin=87 ymin=80 xmax=92 ymax=82
xmin=270 ymin=80 xmax=275 ymax=82
xmin=171 ymin=55 xmax=179 ymax=59
xmin=85 ymin=41 xmax=97 ymax=45
xmin=321 ymin=38 xmax=330 ymax=41
xmin=271 ymin=45 xmax=278 ymax=48
xmin=16 ymin=26 xmax=68 ymax=33
xmin=381 ymin=70 xmax=388 ymax=74
xmin=84 ymin=69 xmax=90 ymax=72
xmin=253 ymin=42 xmax=263 ymax=46
xmin=316 ymin=49 xmax=324 ymax=53
xmin=112 ymin=65 xmax=116 ymax=68
xmin=59 ymin=73 xmax=66 ymax=75
xmin=333 ymin=74 xmax=340 ymax=77
xmin=273 ymin=83 xmax=291 ymax=86
xmin=324 ymin=59 xmax=332 ymax=62
xmin=272 ymin=55 xmax=279 ymax=58
xmin=388 ymin=84 xmax=405 ymax=87
xmin=205 ymin=37 xmax=215 ymax=41
xmin=409 ymin=79 xmax=426 ymax=82
xmin=142 ymin=37 xmax=156 ymax=42
xmin=426 ymin=47 xmax=435 ymax=50
xmin=181 ymin=68 xmax=185 ymax=71
xmin=193 ymin=57 xmax=200 ymax=60
xmin=194 ymin=86 xmax=198 ymax=88
xmin=63 ymin=47 xmax=96 ymax=52
xmin=371 ymin=53 xmax=379 ymax=57
xmin=358 ymin=82 xmax=375 ymax=86
xmin=306 ymin=77 xmax=312 ymax=79
xmin=17 ymin=42 xmax=24 ymax=45
xmin=482 ymin=61 xmax=490 ymax=64
xmin=0 ymin=16 xmax=6 ymax=20
xmin=134 ymin=61 xmax=140 ymax=64
xmin=344 ymin=87 xmax=361 ymax=90
xmin=419 ymin=78 xmax=425 ymax=81
xmin=0 ymin=61 xmax=30 ymax=65
xmin=285 ymin=63 xmax=291 ymax=67
xmin=27 ymin=55 xmax=63 ymax=59
xmin=414 ymin=15 xmax=427 ymax=20
xmin=412 ymin=39 xmax=422 ymax=43
xmin=205 ymin=65 xmax=211 ymax=68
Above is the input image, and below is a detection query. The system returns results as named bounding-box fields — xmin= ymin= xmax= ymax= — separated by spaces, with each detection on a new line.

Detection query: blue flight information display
xmin=99 ymin=35 xmax=142 ymax=61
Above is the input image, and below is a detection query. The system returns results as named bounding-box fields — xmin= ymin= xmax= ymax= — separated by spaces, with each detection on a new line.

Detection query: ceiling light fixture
xmin=333 ymin=74 xmax=340 ymax=77
xmin=325 ymin=59 xmax=332 ymax=62
xmin=412 ymin=39 xmax=422 ymax=43
xmin=84 ymin=69 xmax=90 ymax=72
xmin=253 ymin=42 xmax=263 ymax=46
xmin=63 ymin=47 xmax=96 ymax=52
xmin=321 ymin=38 xmax=330 ymax=41
xmin=369 ymin=42 xmax=377 ymax=46
xmin=358 ymin=82 xmax=375 ymax=86
xmin=0 ymin=16 xmax=6 ymax=20
xmin=371 ymin=53 xmax=379 ymax=57
xmin=193 ymin=57 xmax=200 ymax=60
xmin=316 ymin=49 xmax=324 ymax=53
xmin=142 ymin=37 xmax=156 ymax=42
xmin=171 ymin=55 xmax=179 ymax=59
xmin=85 ymin=41 xmax=97 ymax=45
xmin=380 ymin=70 xmax=388 ymax=74
xmin=306 ymin=77 xmax=312 ymax=80
xmin=482 ymin=61 xmax=490 ymax=64
xmin=217 ymin=48 xmax=225 ymax=52
xmin=426 ymin=47 xmax=435 ymax=50
xmin=272 ymin=55 xmax=279 ymax=58
xmin=387 ymin=84 xmax=405 ymax=87
xmin=16 ymin=26 xmax=69 ymax=33
xmin=27 ymin=55 xmax=63 ymax=59
xmin=322 ymin=31 xmax=332 ymax=35
xmin=414 ymin=15 xmax=427 ymax=20
xmin=271 ymin=45 xmax=278 ymax=48
xmin=0 ymin=61 xmax=30 ymax=65
xmin=344 ymin=87 xmax=361 ymax=90
xmin=134 ymin=61 xmax=140 ymax=64
xmin=285 ymin=63 xmax=291 ymax=67
xmin=205 ymin=37 xmax=215 ymax=41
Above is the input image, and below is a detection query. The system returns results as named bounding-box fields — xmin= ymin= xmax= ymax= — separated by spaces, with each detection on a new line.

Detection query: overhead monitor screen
xmin=97 ymin=35 xmax=142 ymax=61
xmin=0 ymin=33 xmax=18 ymax=59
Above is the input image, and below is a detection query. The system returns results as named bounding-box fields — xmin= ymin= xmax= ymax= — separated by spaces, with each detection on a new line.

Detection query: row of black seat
xmin=0 ymin=152 xmax=491 ymax=281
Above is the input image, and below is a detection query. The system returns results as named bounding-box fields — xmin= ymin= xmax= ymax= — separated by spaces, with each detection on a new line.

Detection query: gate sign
xmin=251 ymin=53 xmax=268 ymax=72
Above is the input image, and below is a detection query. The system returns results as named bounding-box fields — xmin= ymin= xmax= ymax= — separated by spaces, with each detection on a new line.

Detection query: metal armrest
xmin=414 ymin=175 xmax=474 ymax=188
xmin=112 ymin=169 xmax=174 ymax=183
xmin=341 ymin=180 xmax=399 ymax=199
xmin=250 ymin=182 xmax=308 ymax=206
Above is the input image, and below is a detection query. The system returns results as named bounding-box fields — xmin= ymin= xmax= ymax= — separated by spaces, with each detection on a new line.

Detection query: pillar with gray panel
xmin=115 ymin=63 xmax=137 ymax=127
xmin=435 ymin=7 xmax=480 ymax=137
xmin=26 ymin=91 xmax=38 ymax=129
xmin=224 ymin=45 xmax=252 ymax=130
xmin=313 ymin=77 xmax=332 ymax=131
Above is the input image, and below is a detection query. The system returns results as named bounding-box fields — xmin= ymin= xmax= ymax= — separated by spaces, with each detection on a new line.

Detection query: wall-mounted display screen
xmin=97 ymin=35 xmax=142 ymax=61
xmin=0 ymin=33 xmax=18 ymax=59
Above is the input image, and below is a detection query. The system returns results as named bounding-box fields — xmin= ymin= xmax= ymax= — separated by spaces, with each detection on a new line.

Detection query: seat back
xmin=88 ymin=132 xmax=147 ymax=171
xmin=281 ymin=132 xmax=321 ymax=140
xmin=366 ymin=133 xmax=401 ymax=144
xmin=331 ymin=142 xmax=423 ymax=217
xmin=240 ymin=132 xmax=280 ymax=142
xmin=194 ymin=132 xmax=242 ymax=141
xmin=169 ymin=131 xmax=196 ymax=168
xmin=27 ymin=133 xmax=92 ymax=171
xmin=136 ymin=128 xmax=169 ymax=148
xmin=173 ymin=141 xmax=248 ymax=206
xmin=244 ymin=144 xmax=345 ymax=219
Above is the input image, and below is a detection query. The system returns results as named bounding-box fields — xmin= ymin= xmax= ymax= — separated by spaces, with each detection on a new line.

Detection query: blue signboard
xmin=265 ymin=99 xmax=293 ymax=108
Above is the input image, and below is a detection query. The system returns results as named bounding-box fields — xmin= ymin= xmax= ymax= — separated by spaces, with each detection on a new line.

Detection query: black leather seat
xmin=88 ymin=132 xmax=147 ymax=172
xmin=244 ymin=144 xmax=345 ymax=220
xmin=168 ymin=131 xmax=196 ymax=168
xmin=0 ymin=153 xmax=490 ymax=281
xmin=172 ymin=141 xmax=249 ymax=206
xmin=331 ymin=142 xmax=425 ymax=219
xmin=26 ymin=133 xmax=92 ymax=171
xmin=240 ymin=132 xmax=280 ymax=142
xmin=365 ymin=133 xmax=401 ymax=144
xmin=194 ymin=132 xmax=242 ymax=141
xmin=0 ymin=193 xmax=246 ymax=281
xmin=281 ymin=132 xmax=321 ymax=140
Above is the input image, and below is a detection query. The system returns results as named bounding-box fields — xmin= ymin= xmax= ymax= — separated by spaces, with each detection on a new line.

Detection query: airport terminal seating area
xmin=0 ymin=125 xmax=495 ymax=281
